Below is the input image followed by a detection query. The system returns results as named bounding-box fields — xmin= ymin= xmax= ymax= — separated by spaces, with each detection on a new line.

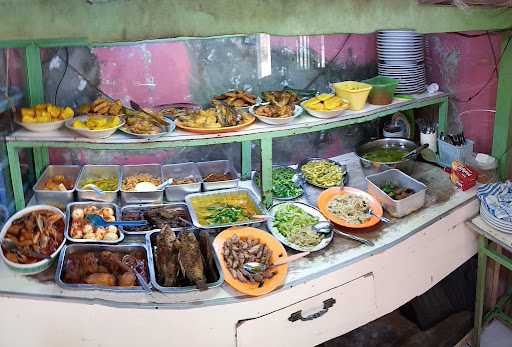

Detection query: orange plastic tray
xmin=175 ymin=115 xmax=255 ymax=134
xmin=212 ymin=226 xmax=288 ymax=296
xmin=317 ymin=187 xmax=383 ymax=229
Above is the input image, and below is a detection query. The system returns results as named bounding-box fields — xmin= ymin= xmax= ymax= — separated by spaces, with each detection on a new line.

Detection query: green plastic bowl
xmin=363 ymin=76 xmax=399 ymax=105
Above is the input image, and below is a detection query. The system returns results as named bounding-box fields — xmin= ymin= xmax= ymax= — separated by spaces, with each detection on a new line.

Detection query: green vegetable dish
xmin=205 ymin=205 xmax=250 ymax=225
xmin=362 ymin=148 xmax=407 ymax=163
xmin=273 ymin=204 xmax=324 ymax=248
xmin=80 ymin=177 xmax=118 ymax=191
xmin=256 ymin=167 xmax=303 ymax=199
xmin=300 ymin=160 xmax=344 ymax=188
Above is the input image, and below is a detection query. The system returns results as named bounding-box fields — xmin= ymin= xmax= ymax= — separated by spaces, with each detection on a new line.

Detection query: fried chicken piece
xmin=85 ymin=273 xmax=116 ymax=286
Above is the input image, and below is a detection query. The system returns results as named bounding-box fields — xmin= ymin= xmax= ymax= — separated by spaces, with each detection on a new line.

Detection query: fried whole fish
xmin=178 ymin=231 xmax=207 ymax=290
xmin=154 ymin=225 xmax=180 ymax=287
xmin=198 ymin=230 xmax=217 ymax=283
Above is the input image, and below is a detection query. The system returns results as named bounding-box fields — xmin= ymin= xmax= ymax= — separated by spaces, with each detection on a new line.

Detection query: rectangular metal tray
xmin=161 ymin=162 xmax=202 ymax=202
xmin=65 ymin=201 xmax=124 ymax=243
xmin=366 ymin=169 xmax=426 ymax=218
xmin=196 ymin=160 xmax=240 ymax=191
xmin=120 ymin=202 xmax=195 ymax=235
xmin=145 ymin=230 xmax=224 ymax=293
xmin=55 ymin=243 xmax=151 ymax=292
xmin=33 ymin=165 xmax=82 ymax=209
xmin=120 ymin=164 xmax=164 ymax=204
xmin=185 ymin=188 xmax=267 ymax=229
xmin=75 ymin=164 xmax=121 ymax=203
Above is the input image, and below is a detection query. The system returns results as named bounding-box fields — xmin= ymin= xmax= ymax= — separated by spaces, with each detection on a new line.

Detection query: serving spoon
xmin=82 ymin=183 xmax=106 ymax=196
xmin=312 ymin=222 xmax=375 ymax=247
xmin=243 ymin=251 xmax=310 ymax=274
xmin=86 ymin=214 xmax=148 ymax=228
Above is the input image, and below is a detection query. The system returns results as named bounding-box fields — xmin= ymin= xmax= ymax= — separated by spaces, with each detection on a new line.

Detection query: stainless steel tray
xmin=75 ymin=164 xmax=121 ymax=203
xmin=33 ymin=165 xmax=82 ymax=209
xmin=65 ymin=201 xmax=124 ymax=244
xmin=267 ymin=201 xmax=333 ymax=252
xmin=120 ymin=203 xmax=195 ymax=235
xmin=298 ymin=157 xmax=348 ymax=189
xmin=251 ymin=165 xmax=303 ymax=201
xmin=162 ymin=162 xmax=202 ymax=202
xmin=55 ymin=243 xmax=151 ymax=292
xmin=185 ymin=188 xmax=267 ymax=229
xmin=366 ymin=169 xmax=426 ymax=218
xmin=145 ymin=230 xmax=224 ymax=293
xmin=120 ymin=164 xmax=164 ymax=204
xmin=196 ymin=160 xmax=240 ymax=191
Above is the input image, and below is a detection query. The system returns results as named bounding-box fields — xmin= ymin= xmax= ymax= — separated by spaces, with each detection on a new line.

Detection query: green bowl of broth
xmin=356 ymin=138 xmax=417 ymax=174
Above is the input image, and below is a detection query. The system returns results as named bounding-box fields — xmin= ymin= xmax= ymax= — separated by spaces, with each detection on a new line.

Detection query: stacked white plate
xmin=377 ymin=30 xmax=426 ymax=95
xmin=480 ymin=202 xmax=512 ymax=234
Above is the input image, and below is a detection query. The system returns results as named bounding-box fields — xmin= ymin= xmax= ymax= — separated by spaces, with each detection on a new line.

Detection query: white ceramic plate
xmin=267 ymin=202 xmax=333 ymax=252
xmin=250 ymin=105 xmax=303 ymax=125
xmin=119 ymin=119 xmax=176 ymax=139
xmin=0 ymin=205 xmax=66 ymax=275
xmin=16 ymin=119 xmax=66 ymax=133
xmin=65 ymin=116 xmax=125 ymax=139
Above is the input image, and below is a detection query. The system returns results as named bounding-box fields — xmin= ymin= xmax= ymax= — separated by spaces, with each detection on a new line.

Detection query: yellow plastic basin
xmin=332 ymin=81 xmax=372 ymax=111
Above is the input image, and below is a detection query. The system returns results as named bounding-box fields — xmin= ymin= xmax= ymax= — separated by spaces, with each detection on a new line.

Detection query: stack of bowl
xmin=377 ymin=30 xmax=426 ymax=95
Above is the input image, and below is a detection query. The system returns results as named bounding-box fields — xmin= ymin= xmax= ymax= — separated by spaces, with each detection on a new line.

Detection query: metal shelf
xmin=5 ymin=92 xmax=449 ymax=210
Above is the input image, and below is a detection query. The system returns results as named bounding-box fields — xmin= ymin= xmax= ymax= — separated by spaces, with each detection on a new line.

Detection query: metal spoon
xmin=311 ymin=223 xmax=375 ymax=246
xmin=243 ymin=251 xmax=310 ymax=274
xmin=402 ymin=143 xmax=429 ymax=161
xmin=82 ymin=183 xmax=106 ymax=196
xmin=121 ymin=255 xmax=151 ymax=293
xmin=86 ymin=214 xmax=148 ymax=228
xmin=369 ymin=209 xmax=390 ymax=223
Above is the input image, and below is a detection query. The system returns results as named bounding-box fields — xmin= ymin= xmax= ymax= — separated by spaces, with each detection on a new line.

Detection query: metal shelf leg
xmin=6 ymin=143 xmax=25 ymax=210
xmin=241 ymin=141 xmax=252 ymax=180
xmin=260 ymin=137 xmax=273 ymax=208
xmin=473 ymin=235 xmax=488 ymax=347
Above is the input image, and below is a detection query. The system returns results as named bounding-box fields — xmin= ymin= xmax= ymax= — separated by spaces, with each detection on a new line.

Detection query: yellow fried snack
xmin=21 ymin=103 xmax=74 ymax=123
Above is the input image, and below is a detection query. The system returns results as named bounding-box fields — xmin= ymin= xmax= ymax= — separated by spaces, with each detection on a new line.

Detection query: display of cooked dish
xmin=222 ymin=234 xmax=276 ymax=285
xmin=362 ymin=148 xmax=408 ymax=163
xmin=381 ymin=183 xmax=415 ymax=200
xmin=272 ymin=204 xmax=323 ymax=248
xmin=122 ymin=174 xmax=161 ymax=192
xmin=21 ymin=103 xmax=74 ymax=123
xmin=302 ymin=94 xmax=348 ymax=112
xmin=1 ymin=210 xmax=65 ymax=264
xmin=122 ymin=205 xmax=191 ymax=232
xmin=80 ymin=177 xmax=118 ymax=192
xmin=71 ymin=115 xmax=122 ymax=130
xmin=327 ymin=194 xmax=371 ymax=225
xmin=122 ymin=107 xmax=169 ymax=136
xmin=77 ymin=98 xmax=124 ymax=117
xmin=188 ymin=191 xmax=261 ymax=227
xmin=255 ymin=167 xmax=303 ymax=199
xmin=203 ymin=171 xmax=234 ymax=182
xmin=69 ymin=205 xmax=120 ymax=241
xmin=40 ymin=175 xmax=75 ymax=191
xmin=262 ymin=90 xmax=300 ymax=107
xmin=300 ymin=160 xmax=345 ymax=188
xmin=177 ymin=100 xmax=254 ymax=129
xmin=213 ymin=90 xmax=257 ymax=108
xmin=153 ymin=226 xmax=218 ymax=289
xmin=170 ymin=176 xmax=197 ymax=185
xmin=61 ymin=249 xmax=148 ymax=287
xmin=253 ymin=90 xmax=300 ymax=119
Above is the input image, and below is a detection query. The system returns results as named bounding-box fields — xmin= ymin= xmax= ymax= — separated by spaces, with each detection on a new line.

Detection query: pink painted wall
xmin=426 ymin=32 xmax=501 ymax=154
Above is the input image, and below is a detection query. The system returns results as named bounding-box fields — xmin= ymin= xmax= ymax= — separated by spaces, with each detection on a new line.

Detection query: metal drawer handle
xmin=288 ymin=298 xmax=336 ymax=322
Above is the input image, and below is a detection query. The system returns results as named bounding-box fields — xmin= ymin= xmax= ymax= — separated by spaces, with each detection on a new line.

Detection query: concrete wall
xmin=0 ymin=0 xmax=510 ymax=42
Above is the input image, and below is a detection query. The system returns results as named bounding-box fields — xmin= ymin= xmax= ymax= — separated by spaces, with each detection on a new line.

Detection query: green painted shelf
xmin=6 ymin=92 xmax=449 ymax=210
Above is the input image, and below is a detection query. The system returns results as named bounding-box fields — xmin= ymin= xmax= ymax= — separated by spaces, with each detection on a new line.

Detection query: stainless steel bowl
xmin=355 ymin=138 xmax=417 ymax=174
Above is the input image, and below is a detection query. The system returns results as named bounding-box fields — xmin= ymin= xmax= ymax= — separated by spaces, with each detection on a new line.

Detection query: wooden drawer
xmin=236 ymin=273 xmax=376 ymax=347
